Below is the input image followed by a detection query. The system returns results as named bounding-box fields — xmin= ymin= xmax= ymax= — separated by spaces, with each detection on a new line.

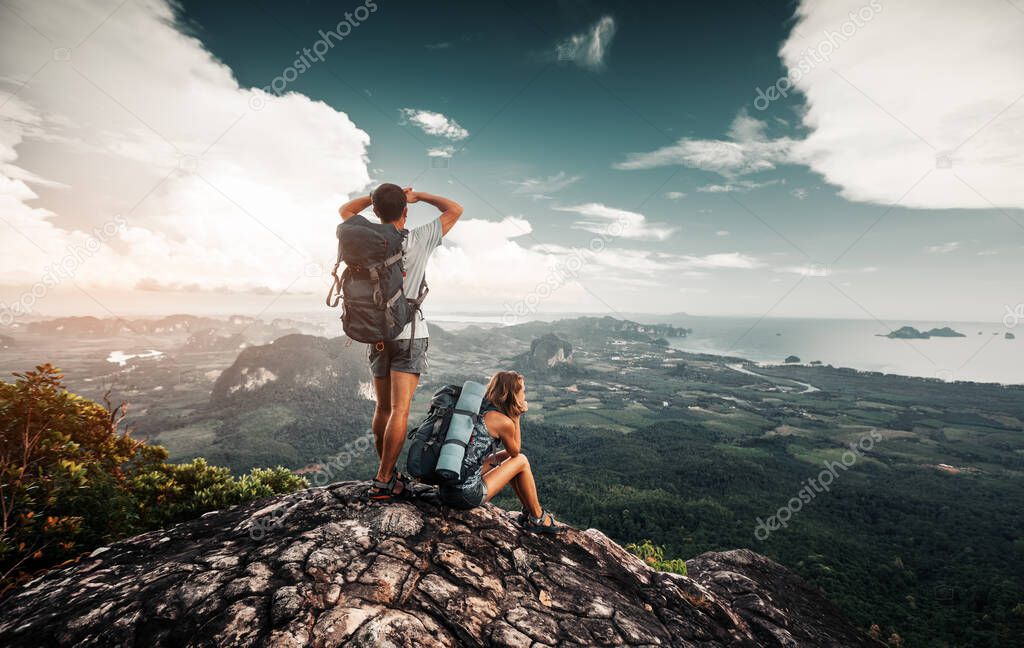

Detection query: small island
xmin=1007 ymin=332 xmax=1016 ymax=340
xmin=784 ymin=355 xmax=801 ymax=364
xmin=880 ymin=326 xmax=966 ymax=339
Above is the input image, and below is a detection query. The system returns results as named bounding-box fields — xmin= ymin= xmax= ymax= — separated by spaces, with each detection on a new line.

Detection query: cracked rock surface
xmin=0 ymin=482 xmax=880 ymax=647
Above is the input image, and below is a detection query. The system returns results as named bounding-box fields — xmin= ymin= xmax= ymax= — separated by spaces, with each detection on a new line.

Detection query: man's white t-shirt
xmin=392 ymin=217 xmax=442 ymax=340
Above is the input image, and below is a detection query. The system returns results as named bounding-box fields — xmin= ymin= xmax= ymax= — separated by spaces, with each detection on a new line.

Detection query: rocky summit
xmin=0 ymin=482 xmax=880 ymax=647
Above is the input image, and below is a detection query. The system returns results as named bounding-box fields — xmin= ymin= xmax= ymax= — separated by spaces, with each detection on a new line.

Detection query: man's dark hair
xmin=371 ymin=183 xmax=407 ymax=223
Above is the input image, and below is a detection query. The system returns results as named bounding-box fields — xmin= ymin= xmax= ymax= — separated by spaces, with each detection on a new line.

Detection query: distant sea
xmin=662 ymin=317 xmax=1022 ymax=386
xmin=428 ymin=313 xmax=1022 ymax=385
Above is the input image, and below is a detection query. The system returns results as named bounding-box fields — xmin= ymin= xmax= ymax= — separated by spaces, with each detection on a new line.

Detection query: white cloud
xmin=508 ymin=171 xmax=581 ymax=197
xmin=530 ymin=243 xmax=665 ymax=275
xmin=399 ymin=108 xmax=469 ymax=140
xmin=554 ymin=202 xmax=677 ymax=241
xmin=790 ymin=187 xmax=809 ymax=200
xmin=682 ymin=253 xmax=761 ymax=270
xmin=926 ymin=242 xmax=960 ymax=254
xmin=425 ymin=217 xmax=598 ymax=310
xmin=0 ymin=0 xmax=371 ymax=300
xmin=420 ymin=210 xmax=763 ymax=312
xmin=776 ymin=264 xmax=831 ymax=277
xmin=554 ymin=16 xmax=616 ymax=70
xmin=427 ymin=146 xmax=455 ymax=158
xmin=665 ymin=191 xmax=687 ymax=200
xmin=615 ymin=111 xmax=799 ymax=176
xmin=619 ymin=2 xmax=1024 ymax=211
xmin=715 ymin=230 xmax=730 ymax=236
xmin=780 ymin=0 xmax=1024 ymax=208
xmin=698 ymin=179 xmax=779 ymax=193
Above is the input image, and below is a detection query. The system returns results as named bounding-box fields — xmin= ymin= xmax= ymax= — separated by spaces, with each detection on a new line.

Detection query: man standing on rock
xmin=339 ymin=184 xmax=463 ymax=501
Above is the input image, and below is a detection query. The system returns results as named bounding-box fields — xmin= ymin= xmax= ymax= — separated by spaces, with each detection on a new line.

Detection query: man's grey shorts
xmin=368 ymin=338 xmax=429 ymax=378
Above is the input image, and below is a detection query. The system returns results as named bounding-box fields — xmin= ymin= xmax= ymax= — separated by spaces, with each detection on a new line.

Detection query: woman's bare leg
xmin=482 ymin=454 xmax=542 ymax=518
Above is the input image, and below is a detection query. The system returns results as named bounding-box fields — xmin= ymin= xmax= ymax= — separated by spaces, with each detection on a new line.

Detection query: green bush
xmin=626 ymin=539 xmax=687 ymax=576
xmin=0 ymin=365 xmax=306 ymax=596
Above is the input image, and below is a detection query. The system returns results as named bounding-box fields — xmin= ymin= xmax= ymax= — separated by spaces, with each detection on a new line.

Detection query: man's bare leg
xmin=373 ymin=369 xmax=420 ymax=491
xmin=371 ymin=376 xmax=391 ymax=458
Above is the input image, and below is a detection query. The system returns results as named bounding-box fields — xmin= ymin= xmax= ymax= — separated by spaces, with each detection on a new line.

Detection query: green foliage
xmin=626 ymin=539 xmax=687 ymax=576
xmin=0 ymin=365 xmax=306 ymax=595
xmin=130 ymin=459 xmax=306 ymax=529
xmin=491 ymin=419 xmax=1024 ymax=648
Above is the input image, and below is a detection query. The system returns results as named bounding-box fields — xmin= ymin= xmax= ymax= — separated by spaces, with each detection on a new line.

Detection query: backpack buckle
xmin=374 ymin=341 xmax=385 ymax=352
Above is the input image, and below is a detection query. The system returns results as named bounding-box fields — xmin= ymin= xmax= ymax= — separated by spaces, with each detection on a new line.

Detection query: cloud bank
xmin=618 ymin=0 xmax=1024 ymax=210
xmin=0 ymin=0 xmax=371 ymax=304
xmin=783 ymin=0 xmax=1024 ymax=208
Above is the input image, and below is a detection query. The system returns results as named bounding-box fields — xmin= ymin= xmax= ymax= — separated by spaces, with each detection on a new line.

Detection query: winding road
xmin=726 ymin=363 xmax=821 ymax=394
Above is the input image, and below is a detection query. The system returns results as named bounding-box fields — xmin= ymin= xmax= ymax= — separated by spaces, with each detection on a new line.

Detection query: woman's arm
xmin=481 ymin=450 xmax=510 ymax=475
xmin=490 ymin=414 xmax=521 ymax=457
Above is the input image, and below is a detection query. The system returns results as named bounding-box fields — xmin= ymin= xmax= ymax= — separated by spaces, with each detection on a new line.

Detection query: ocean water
xmin=665 ymin=317 xmax=1023 ymax=385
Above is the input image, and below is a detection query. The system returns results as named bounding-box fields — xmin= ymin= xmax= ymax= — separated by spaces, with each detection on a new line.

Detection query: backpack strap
xmin=452 ymin=408 xmax=480 ymax=419
xmin=368 ymin=252 xmax=405 ymax=306
xmin=383 ymin=290 xmax=403 ymax=332
xmin=410 ymin=277 xmax=429 ymax=306
xmin=325 ymin=225 xmax=345 ymax=308
xmin=407 ymin=277 xmax=429 ymax=342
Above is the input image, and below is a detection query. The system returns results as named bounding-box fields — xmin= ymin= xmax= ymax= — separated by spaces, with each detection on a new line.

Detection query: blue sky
xmin=1 ymin=0 xmax=1022 ymax=323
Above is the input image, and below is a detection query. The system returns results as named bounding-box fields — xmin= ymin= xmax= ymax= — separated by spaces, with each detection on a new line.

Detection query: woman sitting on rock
xmin=438 ymin=370 xmax=564 ymax=534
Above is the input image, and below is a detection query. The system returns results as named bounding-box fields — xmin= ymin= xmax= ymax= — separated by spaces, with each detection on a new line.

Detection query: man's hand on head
xmin=404 ymin=189 xmax=463 ymax=236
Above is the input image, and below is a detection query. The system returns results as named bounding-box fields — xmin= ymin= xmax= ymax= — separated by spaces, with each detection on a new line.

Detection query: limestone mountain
xmin=182 ymin=328 xmax=250 ymax=352
xmin=211 ymin=334 xmax=367 ymax=406
xmin=514 ymin=333 xmax=574 ymax=374
xmin=178 ymin=335 xmax=374 ymax=473
xmin=0 ymin=481 xmax=881 ymax=647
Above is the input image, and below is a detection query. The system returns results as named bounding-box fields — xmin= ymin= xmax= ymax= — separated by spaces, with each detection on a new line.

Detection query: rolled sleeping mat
xmin=435 ymin=380 xmax=487 ymax=482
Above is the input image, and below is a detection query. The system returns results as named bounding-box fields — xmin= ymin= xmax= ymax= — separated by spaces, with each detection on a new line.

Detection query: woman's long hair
xmin=484 ymin=371 xmax=527 ymax=417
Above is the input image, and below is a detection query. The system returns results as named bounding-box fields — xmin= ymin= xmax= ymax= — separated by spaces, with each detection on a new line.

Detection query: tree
xmin=0 ymin=365 xmax=305 ymax=595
